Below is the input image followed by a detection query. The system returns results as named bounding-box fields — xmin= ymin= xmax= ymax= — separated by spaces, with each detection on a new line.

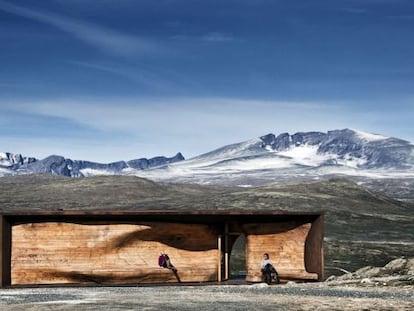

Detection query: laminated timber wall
xmin=244 ymin=221 xmax=319 ymax=282
xmin=0 ymin=215 xmax=11 ymax=287
xmin=0 ymin=211 xmax=324 ymax=286
xmin=11 ymin=222 xmax=219 ymax=285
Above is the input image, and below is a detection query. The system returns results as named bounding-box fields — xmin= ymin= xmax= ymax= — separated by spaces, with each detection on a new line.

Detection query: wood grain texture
xmin=305 ymin=214 xmax=324 ymax=280
xmin=7 ymin=213 xmax=324 ymax=285
xmin=244 ymin=222 xmax=318 ymax=282
xmin=11 ymin=222 xmax=219 ymax=285
xmin=0 ymin=216 xmax=3 ymax=286
xmin=0 ymin=216 xmax=11 ymax=287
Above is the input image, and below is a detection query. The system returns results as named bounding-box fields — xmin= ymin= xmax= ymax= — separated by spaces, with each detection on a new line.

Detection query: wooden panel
xmin=305 ymin=214 xmax=324 ymax=280
xmin=244 ymin=222 xmax=318 ymax=282
xmin=11 ymin=222 xmax=219 ymax=285
xmin=1 ymin=216 xmax=11 ymax=287
xmin=0 ymin=216 xmax=3 ymax=286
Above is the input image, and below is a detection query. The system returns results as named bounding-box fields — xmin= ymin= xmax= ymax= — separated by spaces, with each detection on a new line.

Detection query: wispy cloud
xmin=67 ymin=60 xmax=194 ymax=93
xmin=338 ymin=7 xmax=367 ymax=15
xmin=0 ymin=82 xmax=22 ymax=88
xmin=2 ymin=96 xmax=412 ymax=161
xmin=0 ymin=0 xmax=157 ymax=56
xmin=9 ymin=97 xmax=342 ymax=133
xmin=201 ymin=32 xmax=235 ymax=42
xmin=387 ymin=15 xmax=414 ymax=20
xmin=5 ymin=97 xmax=347 ymax=147
xmin=171 ymin=32 xmax=237 ymax=43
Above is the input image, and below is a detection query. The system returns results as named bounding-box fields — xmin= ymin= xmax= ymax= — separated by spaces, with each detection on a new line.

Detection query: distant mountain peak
xmin=1 ymin=129 xmax=413 ymax=183
xmin=257 ymin=129 xmax=412 ymax=169
xmin=0 ymin=151 xmax=185 ymax=177
xmin=0 ymin=152 xmax=37 ymax=168
xmin=128 ymin=128 xmax=413 ymax=187
xmin=351 ymin=129 xmax=390 ymax=142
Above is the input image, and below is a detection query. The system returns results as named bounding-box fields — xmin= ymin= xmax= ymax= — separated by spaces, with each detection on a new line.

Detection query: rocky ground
xmin=1 ymin=258 xmax=413 ymax=311
xmin=326 ymin=257 xmax=414 ymax=286
xmin=0 ymin=282 xmax=412 ymax=311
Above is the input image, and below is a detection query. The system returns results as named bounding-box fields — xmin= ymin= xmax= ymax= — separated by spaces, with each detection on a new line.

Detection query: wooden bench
xmin=247 ymin=269 xmax=319 ymax=283
xmin=12 ymin=267 xmax=217 ymax=285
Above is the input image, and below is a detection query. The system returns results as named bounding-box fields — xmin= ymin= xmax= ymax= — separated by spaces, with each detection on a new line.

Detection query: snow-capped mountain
xmin=1 ymin=129 xmax=413 ymax=185
xmin=0 ymin=152 xmax=36 ymax=168
xmin=131 ymin=129 xmax=414 ymax=186
xmin=259 ymin=129 xmax=413 ymax=169
xmin=0 ymin=152 xmax=184 ymax=177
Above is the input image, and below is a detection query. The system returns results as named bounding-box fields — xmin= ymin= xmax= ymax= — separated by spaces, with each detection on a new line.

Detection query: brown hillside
xmin=1 ymin=175 xmax=413 ymax=273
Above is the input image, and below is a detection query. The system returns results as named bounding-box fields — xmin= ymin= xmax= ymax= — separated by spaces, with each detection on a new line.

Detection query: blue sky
xmin=0 ymin=0 xmax=413 ymax=162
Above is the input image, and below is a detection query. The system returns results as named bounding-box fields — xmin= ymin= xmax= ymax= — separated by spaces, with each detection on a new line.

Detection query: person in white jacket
xmin=261 ymin=253 xmax=273 ymax=269
xmin=261 ymin=253 xmax=280 ymax=284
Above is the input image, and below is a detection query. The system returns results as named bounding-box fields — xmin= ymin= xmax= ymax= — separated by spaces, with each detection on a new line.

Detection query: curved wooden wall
xmin=244 ymin=222 xmax=318 ymax=282
xmin=11 ymin=222 xmax=219 ymax=285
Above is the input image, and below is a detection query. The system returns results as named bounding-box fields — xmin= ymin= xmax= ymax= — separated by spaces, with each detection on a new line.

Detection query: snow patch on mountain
xmin=79 ymin=168 xmax=118 ymax=177
xmin=353 ymin=129 xmax=389 ymax=142
xmin=0 ymin=152 xmax=36 ymax=168
xmin=274 ymin=144 xmax=369 ymax=168
xmin=0 ymin=152 xmax=11 ymax=166
xmin=201 ymin=155 xmax=295 ymax=172
xmin=277 ymin=144 xmax=328 ymax=166
xmin=130 ymin=129 xmax=414 ymax=186
xmin=189 ymin=139 xmax=263 ymax=162
xmin=1 ymin=129 xmax=413 ymax=186
xmin=0 ymin=167 xmax=14 ymax=177
xmin=0 ymin=151 xmax=185 ymax=177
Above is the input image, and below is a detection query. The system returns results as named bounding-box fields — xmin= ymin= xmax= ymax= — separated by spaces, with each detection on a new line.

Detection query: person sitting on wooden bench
xmin=158 ymin=251 xmax=181 ymax=282
xmin=261 ymin=253 xmax=280 ymax=284
xmin=158 ymin=252 xmax=177 ymax=273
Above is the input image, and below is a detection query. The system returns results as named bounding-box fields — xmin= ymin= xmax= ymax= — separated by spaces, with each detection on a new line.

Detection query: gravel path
xmin=1 ymin=283 xmax=413 ymax=311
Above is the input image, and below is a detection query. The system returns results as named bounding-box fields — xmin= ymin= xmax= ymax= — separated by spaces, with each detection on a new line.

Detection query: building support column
xmin=224 ymin=223 xmax=229 ymax=280
xmin=0 ymin=215 xmax=11 ymax=287
xmin=217 ymin=235 xmax=222 ymax=282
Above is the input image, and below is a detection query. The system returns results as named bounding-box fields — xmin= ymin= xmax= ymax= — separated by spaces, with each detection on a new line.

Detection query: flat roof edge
xmin=0 ymin=209 xmax=325 ymax=217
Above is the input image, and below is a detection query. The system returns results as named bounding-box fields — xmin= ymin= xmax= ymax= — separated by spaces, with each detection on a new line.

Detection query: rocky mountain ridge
xmin=1 ymin=129 xmax=413 ymax=186
xmin=0 ymin=152 xmax=184 ymax=177
xmin=259 ymin=129 xmax=413 ymax=169
xmin=0 ymin=151 xmax=36 ymax=168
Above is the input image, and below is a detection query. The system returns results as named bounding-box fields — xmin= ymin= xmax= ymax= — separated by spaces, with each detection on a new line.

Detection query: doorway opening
xmin=229 ymin=234 xmax=246 ymax=279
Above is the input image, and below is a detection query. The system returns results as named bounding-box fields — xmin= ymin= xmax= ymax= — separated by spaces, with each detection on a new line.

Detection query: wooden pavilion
xmin=1 ymin=210 xmax=324 ymax=286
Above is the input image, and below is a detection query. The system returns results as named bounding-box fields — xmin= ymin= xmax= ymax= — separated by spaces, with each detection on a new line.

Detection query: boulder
xmin=406 ymin=258 xmax=414 ymax=275
xmin=384 ymin=258 xmax=407 ymax=274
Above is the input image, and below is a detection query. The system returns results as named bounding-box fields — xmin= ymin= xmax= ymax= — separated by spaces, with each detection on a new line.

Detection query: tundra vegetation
xmin=0 ymin=175 xmax=413 ymax=310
